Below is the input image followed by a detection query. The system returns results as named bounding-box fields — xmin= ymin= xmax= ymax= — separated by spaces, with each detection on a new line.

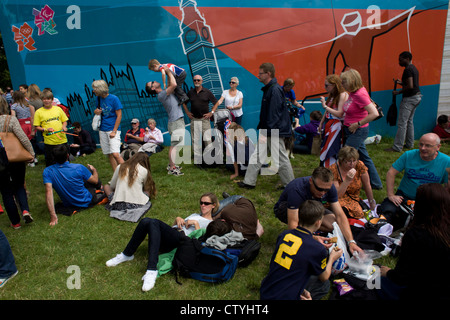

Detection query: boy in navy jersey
xmin=260 ymin=200 xmax=343 ymax=300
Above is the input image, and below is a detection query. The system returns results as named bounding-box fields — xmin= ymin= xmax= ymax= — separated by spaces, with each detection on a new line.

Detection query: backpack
xmin=172 ymin=237 xmax=238 ymax=283
xmin=57 ymin=104 xmax=70 ymax=119
xmin=225 ymin=239 xmax=261 ymax=268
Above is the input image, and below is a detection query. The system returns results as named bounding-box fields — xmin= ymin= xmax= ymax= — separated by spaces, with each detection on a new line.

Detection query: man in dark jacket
xmin=238 ymin=63 xmax=295 ymax=189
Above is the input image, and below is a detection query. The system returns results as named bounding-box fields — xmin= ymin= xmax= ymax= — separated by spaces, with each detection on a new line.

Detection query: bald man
xmin=378 ymin=133 xmax=450 ymax=230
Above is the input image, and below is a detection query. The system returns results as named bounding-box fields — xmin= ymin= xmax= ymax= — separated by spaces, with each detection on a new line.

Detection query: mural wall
xmin=1 ymin=0 xmax=448 ymax=144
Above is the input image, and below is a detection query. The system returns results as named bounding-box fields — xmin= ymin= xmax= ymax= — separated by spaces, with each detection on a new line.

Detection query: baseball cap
xmin=131 ymin=118 xmax=139 ymax=124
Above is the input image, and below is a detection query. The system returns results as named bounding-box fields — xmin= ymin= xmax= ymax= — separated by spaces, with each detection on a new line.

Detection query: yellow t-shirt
xmin=33 ymin=106 xmax=69 ymax=145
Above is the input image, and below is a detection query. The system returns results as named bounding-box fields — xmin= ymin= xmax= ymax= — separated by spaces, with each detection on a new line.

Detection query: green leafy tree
xmin=0 ymin=32 xmax=12 ymax=91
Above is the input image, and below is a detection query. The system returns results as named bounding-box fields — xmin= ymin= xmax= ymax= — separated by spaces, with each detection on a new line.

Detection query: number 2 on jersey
xmin=274 ymin=233 xmax=303 ymax=270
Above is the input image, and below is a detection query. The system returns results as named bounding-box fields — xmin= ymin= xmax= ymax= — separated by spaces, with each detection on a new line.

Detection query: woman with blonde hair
xmin=329 ymin=146 xmax=376 ymax=220
xmin=213 ymin=76 xmax=244 ymax=125
xmin=92 ymin=79 xmax=124 ymax=171
xmin=27 ymin=84 xmax=43 ymax=111
xmin=340 ymin=69 xmax=382 ymax=190
xmin=104 ymin=151 xmax=156 ymax=222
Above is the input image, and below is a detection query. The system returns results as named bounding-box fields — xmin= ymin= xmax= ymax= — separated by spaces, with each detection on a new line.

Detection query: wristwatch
xmin=211 ymin=110 xmax=215 ymax=114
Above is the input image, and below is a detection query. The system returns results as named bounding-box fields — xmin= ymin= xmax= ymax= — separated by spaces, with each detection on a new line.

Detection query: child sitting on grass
xmin=260 ymin=200 xmax=343 ymax=300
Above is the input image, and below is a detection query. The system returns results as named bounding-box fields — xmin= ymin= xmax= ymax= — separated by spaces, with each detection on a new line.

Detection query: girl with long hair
xmin=27 ymin=84 xmax=43 ymax=110
xmin=225 ymin=121 xmax=255 ymax=179
xmin=318 ymin=74 xmax=348 ymax=167
xmin=104 ymin=151 xmax=156 ymax=222
xmin=11 ymin=90 xmax=35 ymax=141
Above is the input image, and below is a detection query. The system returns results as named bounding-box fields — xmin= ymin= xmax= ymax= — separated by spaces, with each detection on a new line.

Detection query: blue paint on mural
xmin=0 ymin=0 xmax=448 ymax=145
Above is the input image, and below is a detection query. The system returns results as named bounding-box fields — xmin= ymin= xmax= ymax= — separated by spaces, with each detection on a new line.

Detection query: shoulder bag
xmin=371 ymin=100 xmax=384 ymax=121
xmin=0 ymin=115 xmax=34 ymax=162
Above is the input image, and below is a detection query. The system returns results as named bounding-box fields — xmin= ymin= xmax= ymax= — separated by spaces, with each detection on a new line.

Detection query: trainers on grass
xmin=0 ymin=270 xmax=18 ymax=289
xmin=106 ymin=253 xmax=134 ymax=267
xmin=166 ymin=164 xmax=182 ymax=171
xmin=168 ymin=167 xmax=184 ymax=176
xmin=22 ymin=211 xmax=34 ymax=224
xmin=142 ymin=270 xmax=158 ymax=292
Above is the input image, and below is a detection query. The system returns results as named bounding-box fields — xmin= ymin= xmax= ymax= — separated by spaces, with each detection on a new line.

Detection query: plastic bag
xmin=328 ymin=222 xmax=351 ymax=275
xmin=344 ymin=250 xmax=381 ymax=281
xmin=92 ymin=114 xmax=101 ymax=131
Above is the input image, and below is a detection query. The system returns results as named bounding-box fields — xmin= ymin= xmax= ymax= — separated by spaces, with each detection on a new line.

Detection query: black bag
xmin=371 ymin=100 xmax=384 ymax=121
xmin=172 ymin=238 xmax=238 ymax=283
xmin=351 ymin=225 xmax=385 ymax=252
xmin=329 ymin=273 xmax=379 ymax=300
xmin=386 ymin=82 xmax=398 ymax=126
xmin=225 ymin=239 xmax=261 ymax=267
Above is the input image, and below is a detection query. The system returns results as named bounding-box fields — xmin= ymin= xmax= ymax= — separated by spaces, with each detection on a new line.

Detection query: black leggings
xmin=122 ymin=218 xmax=188 ymax=270
xmin=0 ymin=162 xmax=29 ymax=225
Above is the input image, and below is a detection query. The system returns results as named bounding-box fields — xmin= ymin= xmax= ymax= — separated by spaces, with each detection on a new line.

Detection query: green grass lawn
xmin=1 ymin=137 xmax=448 ymax=300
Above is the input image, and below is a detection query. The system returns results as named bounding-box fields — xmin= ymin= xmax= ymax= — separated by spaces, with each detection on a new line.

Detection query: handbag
xmin=0 ymin=115 xmax=34 ymax=162
xmin=371 ymin=100 xmax=384 ymax=121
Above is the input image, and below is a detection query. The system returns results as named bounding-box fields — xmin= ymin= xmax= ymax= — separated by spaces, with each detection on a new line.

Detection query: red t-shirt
xmin=432 ymin=125 xmax=450 ymax=139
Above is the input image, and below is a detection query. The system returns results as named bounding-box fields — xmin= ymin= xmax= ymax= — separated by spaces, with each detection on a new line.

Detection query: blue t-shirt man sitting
xmin=379 ymin=133 xmax=450 ymax=230
xmin=43 ymin=144 xmax=103 ymax=226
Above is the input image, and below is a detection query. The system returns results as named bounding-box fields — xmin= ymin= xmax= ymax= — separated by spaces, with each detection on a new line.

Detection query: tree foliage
xmin=0 ymin=32 xmax=12 ymax=91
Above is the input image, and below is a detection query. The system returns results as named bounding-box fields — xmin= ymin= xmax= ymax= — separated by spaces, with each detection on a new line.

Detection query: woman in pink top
xmin=340 ymin=69 xmax=382 ymax=190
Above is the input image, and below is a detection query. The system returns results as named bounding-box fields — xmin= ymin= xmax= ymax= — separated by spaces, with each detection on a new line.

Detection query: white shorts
xmin=99 ymin=130 xmax=122 ymax=154
xmin=168 ymin=117 xmax=186 ymax=147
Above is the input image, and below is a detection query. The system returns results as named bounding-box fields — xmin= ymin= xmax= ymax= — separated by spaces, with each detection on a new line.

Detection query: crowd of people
xmin=1 ymin=54 xmax=450 ymax=300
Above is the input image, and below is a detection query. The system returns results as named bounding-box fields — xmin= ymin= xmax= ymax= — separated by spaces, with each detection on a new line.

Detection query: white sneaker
xmin=0 ymin=270 xmax=18 ymax=288
xmin=106 ymin=253 xmax=134 ymax=267
xmin=142 ymin=270 xmax=158 ymax=292
xmin=168 ymin=167 xmax=184 ymax=176
xmin=167 ymin=164 xmax=182 ymax=171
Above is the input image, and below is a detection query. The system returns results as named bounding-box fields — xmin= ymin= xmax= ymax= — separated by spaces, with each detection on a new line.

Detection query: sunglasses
xmin=200 ymin=201 xmax=213 ymax=206
xmin=193 ymin=79 xmax=202 ymax=82
xmin=229 ymin=81 xmax=236 ymax=84
xmin=312 ymin=179 xmax=330 ymax=193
